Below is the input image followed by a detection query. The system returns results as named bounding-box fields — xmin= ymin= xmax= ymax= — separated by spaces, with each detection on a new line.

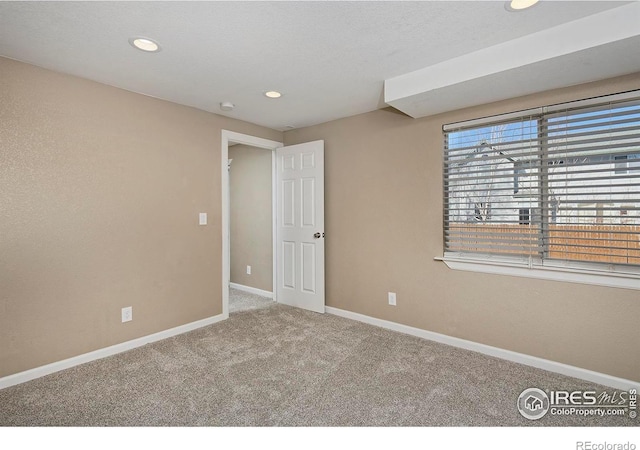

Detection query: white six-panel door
xmin=276 ymin=140 xmax=325 ymax=313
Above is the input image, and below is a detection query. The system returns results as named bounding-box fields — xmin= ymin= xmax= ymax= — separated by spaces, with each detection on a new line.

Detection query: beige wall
xmin=229 ymin=145 xmax=273 ymax=292
xmin=0 ymin=57 xmax=281 ymax=377
xmin=284 ymin=73 xmax=640 ymax=382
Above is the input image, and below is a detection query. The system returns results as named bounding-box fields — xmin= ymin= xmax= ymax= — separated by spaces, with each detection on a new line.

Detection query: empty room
xmin=1 ymin=0 xmax=639 ymax=441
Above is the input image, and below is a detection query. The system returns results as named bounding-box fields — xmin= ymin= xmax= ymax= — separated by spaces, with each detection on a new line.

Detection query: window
xmin=615 ymin=154 xmax=629 ymax=174
xmin=442 ymin=91 xmax=640 ymax=283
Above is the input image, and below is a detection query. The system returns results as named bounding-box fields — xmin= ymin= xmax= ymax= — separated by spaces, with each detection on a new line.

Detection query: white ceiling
xmin=0 ymin=1 xmax=637 ymax=131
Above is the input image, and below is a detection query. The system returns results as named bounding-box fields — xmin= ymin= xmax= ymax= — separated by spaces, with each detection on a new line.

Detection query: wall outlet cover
xmin=121 ymin=306 xmax=133 ymax=323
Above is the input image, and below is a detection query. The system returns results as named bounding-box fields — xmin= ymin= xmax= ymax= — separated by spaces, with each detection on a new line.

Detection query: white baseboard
xmin=4 ymin=305 xmax=636 ymax=393
xmin=230 ymin=282 xmax=273 ymax=299
xmin=325 ymin=306 xmax=639 ymax=391
xmin=0 ymin=313 xmax=226 ymax=390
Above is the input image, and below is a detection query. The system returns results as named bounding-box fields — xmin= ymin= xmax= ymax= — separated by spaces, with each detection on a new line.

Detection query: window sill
xmin=435 ymin=255 xmax=640 ymax=290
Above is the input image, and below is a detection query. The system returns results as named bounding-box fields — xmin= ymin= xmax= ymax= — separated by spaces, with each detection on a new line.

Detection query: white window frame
xmin=439 ymin=90 xmax=640 ymax=290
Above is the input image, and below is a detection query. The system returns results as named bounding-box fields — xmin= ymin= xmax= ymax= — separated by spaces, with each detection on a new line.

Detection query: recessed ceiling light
xmin=220 ymin=102 xmax=235 ymax=111
xmin=264 ymin=91 xmax=282 ymax=99
xmin=129 ymin=37 xmax=161 ymax=52
xmin=505 ymin=0 xmax=539 ymax=11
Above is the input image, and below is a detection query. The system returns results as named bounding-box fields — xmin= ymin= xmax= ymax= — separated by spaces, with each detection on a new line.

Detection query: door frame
xmin=221 ymin=130 xmax=283 ymax=318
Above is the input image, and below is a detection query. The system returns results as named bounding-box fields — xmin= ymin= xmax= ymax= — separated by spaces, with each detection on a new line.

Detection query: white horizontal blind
xmin=443 ymin=93 xmax=640 ymax=268
xmin=543 ymin=98 xmax=640 ymax=265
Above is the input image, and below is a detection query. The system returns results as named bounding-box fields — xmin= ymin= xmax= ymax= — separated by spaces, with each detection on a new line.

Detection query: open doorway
xmin=221 ymin=131 xmax=282 ymax=318
xmin=222 ymin=131 xmax=326 ymax=318
xmin=228 ymin=143 xmax=274 ymax=314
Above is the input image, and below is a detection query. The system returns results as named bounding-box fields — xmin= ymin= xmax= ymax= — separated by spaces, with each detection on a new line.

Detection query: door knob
xmin=313 ymin=232 xmax=321 ymax=239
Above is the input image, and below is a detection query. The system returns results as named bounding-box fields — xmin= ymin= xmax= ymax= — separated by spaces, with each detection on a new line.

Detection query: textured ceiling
xmin=0 ymin=1 xmax=633 ymax=131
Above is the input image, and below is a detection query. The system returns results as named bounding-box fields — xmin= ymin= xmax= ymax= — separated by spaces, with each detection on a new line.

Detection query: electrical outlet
xmin=121 ymin=306 xmax=132 ymax=323
xmin=388 ymin=292 xmax=396 ymax=306
xmin=246 ymin=265 xmax=252 ymax=275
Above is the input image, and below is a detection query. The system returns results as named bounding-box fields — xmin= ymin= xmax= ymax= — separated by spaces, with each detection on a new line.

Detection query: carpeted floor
xmin=228 ymin=288 xmax=274 ymax=314
xmin=0 ymin=288 xmax=635 ymax=426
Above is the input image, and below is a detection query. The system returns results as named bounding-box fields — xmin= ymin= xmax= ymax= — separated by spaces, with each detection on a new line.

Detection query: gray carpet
xmin=229 ymin=287 xmax=274 ymax=314
xmin=0 ymin=289 xmax=635 ymax=426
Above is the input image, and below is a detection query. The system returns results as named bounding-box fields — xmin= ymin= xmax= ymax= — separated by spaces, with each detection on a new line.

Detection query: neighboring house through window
xmin=442 ymin=91 xmax=640 ymax=281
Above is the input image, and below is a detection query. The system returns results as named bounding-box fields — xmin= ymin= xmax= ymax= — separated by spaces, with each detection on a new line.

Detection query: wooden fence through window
xmin=447 ymin=224 xmax=640 ymax=265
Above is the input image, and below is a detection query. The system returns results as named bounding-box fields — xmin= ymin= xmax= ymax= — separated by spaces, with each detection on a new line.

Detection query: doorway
xmin=222 ymin=131 xmax=326 ymax=318
xmin=221 ymin=131 xmax=282 ymax=318
xmin=228 ymin=143 xmax=274 ymax=313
